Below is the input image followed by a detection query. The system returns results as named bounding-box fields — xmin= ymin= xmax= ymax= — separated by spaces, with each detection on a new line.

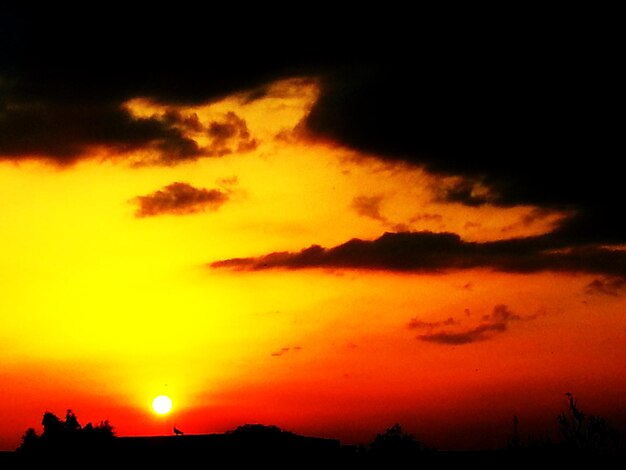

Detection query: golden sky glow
xmin=1 ymin=77 xmax=624 ymax=452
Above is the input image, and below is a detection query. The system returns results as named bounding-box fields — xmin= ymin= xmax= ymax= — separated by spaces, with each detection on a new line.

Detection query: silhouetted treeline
xmin=4 ymin=395 xmax=624 ymax=468
xmin=16 ymin=409 xmax=114 ymax=462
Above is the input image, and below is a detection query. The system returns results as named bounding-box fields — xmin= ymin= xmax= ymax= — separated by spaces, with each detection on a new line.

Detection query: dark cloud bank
xmin=2 ymin=9 xmax=622 ymax=246
xmin=0 ymin=9 xmax=307 ymax=165
xmin=211 ymin=231 xmax=626 ymax=279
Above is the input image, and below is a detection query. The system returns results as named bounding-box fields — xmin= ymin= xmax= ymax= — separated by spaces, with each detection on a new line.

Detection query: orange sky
xmin=1 ymin=77 xmax=625 ymax=452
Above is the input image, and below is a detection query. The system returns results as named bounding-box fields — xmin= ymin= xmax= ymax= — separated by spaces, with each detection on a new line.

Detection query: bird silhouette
xmin=173 ymin=426 xmax=184 ymax=435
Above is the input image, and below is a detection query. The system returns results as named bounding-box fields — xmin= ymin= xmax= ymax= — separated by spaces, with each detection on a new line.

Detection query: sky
xmin=0 ymin=8 xmax=624 ymax=451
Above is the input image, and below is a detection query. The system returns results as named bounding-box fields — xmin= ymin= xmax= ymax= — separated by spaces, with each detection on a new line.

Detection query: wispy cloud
xmin=418 ymin=322 xmax=507 ymax=345
xmin=134 ymin=182 xmax=229 ymax=217
xmin=271 ymin=346 xmax=302 ymax=357
xmin=415 ymin=304 xmax=534 ymax=345
xmin=132 ymin=111 xmax=258 ymax=166
xmin=351 ymin=194 xmax=416 ymax=232
xmin=585 ymin=277 xmax=626 ymax=296
xmin=351 ymin=195 xmax=387 ymax=223
xmin=434 ymin=177 xmax=495 ymax=207
xmin=407 ymin=317 xmax=458 ymax=329
xmin=205 ymin=112 xmax=257 ymax=157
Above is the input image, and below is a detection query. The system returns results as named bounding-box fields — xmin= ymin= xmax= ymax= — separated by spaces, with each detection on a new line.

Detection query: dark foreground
xmin=2 ymin=432 xmax=624 ymax=468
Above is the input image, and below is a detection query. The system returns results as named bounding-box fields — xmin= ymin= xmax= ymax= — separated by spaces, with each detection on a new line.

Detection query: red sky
xmin=0 ymin=9 xmax=624 ymax=452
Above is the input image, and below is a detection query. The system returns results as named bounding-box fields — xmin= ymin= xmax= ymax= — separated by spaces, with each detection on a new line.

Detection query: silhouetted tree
xmin=18 ymin=410 xmax=115 ymax=459
xmin=369 ymin=423 xmax=423 ymax=463
xmin=64 ymin=409 xmax=81 ymax=431
xmin=507 ymin=415 xmax=521 ymax=449
xmin=41 ymin=412 xmax=64 ymax=438
xmin=94 ymin=420 xmax=115 ymax=438
xmin=558 ymin=393 xmax=620 ymax=456
xmin=18 ymin=428 xmax=40 ymax=453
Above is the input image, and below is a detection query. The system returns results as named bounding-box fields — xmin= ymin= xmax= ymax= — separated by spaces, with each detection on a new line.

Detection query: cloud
xmin=351 ymin=195 xmax=386 ymax=223
xmin=416 ymin=304 xmax=531 ymax=345
xmin=271 ymin=346 xmax=302 ymax=357
xmin=484 ymin=304 xmax=522 ymax=323
xmin=216 ymin=176 xmax=240 ymax=188
xmin=407 ymin=317 xmax=458 ymax=329
xmin=134 ymin=182 xmax=229 ymax=217
xmin=434 ymin=178 xmax=494 ymax=207
xmin=205 ymin=112 xmax=258 ymax=157
xmin=0 ymin=102 xmax=202 ymax=164
xmin=0 ymin=82 xmax=258 ymax=165
xmin=499 ymin=208 xmax=561 ymax=235
xmin=303 ymin=53 xmax=623 ymax=246
xmin=418 ymin=322 xmax=507 ymax=345
xmin=585 ymin=277 xmax=626 ymax=296
xmin=2 ymin=12 xmax=622 ymax=247
xmin=305 ymin=60 xmax=618 ymax=208
xmin=351 ymin=195 xmax=420 ymax=232
xmin=125 ymin=110 xmax=257 ymax=166
xmin=409 ymin=213 xmax=443 ymax=223
xmin=0 ymin=11 xmax=308 ymax=164
xmin=210 ymin=231 xmax=626 ymax=279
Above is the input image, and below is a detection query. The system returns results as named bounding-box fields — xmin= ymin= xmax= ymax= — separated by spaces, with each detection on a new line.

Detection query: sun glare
xmin=151 ymin=395 xmax=173 ymax=415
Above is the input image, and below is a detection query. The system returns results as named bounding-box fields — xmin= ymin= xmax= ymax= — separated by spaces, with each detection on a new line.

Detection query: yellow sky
xmin=1 ymin=78 xmax=624 ymax=451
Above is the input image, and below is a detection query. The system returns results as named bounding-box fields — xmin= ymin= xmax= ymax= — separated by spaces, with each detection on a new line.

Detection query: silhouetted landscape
xmin=2 ymin=9 xmax=624 ymax=469
xmin=1 ymin=394 xmax=623 ymax=468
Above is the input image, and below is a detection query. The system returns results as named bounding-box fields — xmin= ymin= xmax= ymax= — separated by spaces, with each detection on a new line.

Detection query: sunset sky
xmin=1 ymin=9 xmax=624 ymax=451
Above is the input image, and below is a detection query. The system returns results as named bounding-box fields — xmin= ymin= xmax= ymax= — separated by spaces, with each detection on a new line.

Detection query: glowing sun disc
xmin=152 ymin=395 xmax=173 ymax=415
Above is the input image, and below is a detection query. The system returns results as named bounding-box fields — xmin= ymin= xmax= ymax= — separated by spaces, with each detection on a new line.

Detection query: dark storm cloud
xmin=305 ymin=56 xmax=620 ymax=209
xmin=0 ymin=8 xmax=332 ymax=163
xmin=2 ymin=10 xmax=622 ymax=246
xmin=0 ymin=102 xmax=201 ymax=164
xmin=210 ymin=231 xmax=626 ymax=279
xmin=0 ymin=97 xmax=256 ymax=165
xmin=416 ymin=304 xmax=531 ymax=345
xmin=134 ymin=182 xmax=229 ymax=217
xmin=302 ymin=33 xmax=623 ymax=245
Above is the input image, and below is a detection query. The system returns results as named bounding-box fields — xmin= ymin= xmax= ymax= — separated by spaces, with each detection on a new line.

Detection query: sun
xmin=152 ymin=395 xmax=173 ymax=415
